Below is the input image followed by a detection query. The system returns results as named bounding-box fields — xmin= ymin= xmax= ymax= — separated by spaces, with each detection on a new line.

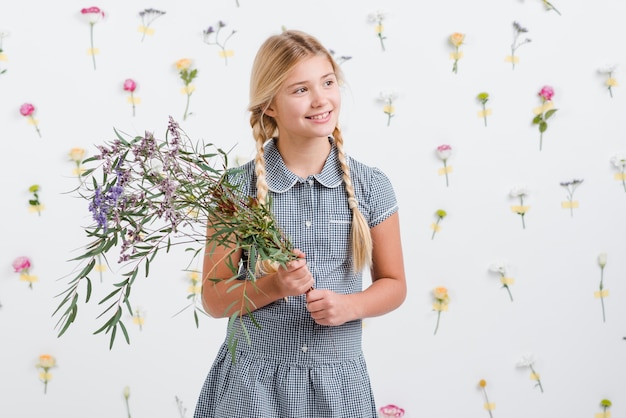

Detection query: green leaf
xmin=544 ymin=109 xmax=558 ymax=120
xmin=539 ymin=121 xmax=548 ymax=133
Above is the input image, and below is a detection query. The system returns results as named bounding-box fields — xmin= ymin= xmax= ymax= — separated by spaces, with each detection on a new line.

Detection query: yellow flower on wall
xmin=36 ymin=354 xmax=57 ymax=394
xmin=449 ymin=32 xmax=465 ymax=74
xmin=432 ymin=286 xmax=449 ymax=335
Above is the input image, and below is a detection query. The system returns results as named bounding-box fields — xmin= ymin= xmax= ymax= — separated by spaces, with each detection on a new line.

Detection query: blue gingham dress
xmin=194 ymin=138 xmax=398 ymax=418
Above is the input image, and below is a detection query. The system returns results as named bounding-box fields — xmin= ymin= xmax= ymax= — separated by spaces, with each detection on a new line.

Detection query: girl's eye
xmin=324 ymin=79 xmax=335 ymax=87
xmin=294 ymin=87 xmax=307 ymax=94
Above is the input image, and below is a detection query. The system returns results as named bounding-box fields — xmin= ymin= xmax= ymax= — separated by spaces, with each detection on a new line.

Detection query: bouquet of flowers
xmin=55 ymin=117 xmax=297 ymax=350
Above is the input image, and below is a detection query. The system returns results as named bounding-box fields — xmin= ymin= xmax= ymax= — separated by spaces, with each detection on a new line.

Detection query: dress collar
xmin=264 ymin=138 xmax=344 ymax=193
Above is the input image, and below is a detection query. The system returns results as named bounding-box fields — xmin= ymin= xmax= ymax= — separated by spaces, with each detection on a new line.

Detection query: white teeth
xmin=309 ymin=112 xmax=329 ymax=120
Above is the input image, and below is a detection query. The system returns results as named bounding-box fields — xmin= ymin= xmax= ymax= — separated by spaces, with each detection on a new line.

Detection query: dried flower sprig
xmin=597 ymin=253 xmax=608 ymax=323
xmin=598 ymin=65 xmax=618 ymax=98
xmin=510 ymin=185 xmax=530 ymax=229
xmin=13 ymin=256 xmax=38 ymax=289
xmin=175 ymin=59 xmax=198 ymax=121
xmin=542 ymin=0 xmax=561 ymax=15
xmin=379 ymin=404 xmax=405 ymax=417
xmin=449 ymin=33 xmax=465 ymax=74
xmin=20 ymin=103 xmax=42 ymax=138
xmin=432 ymin=286 xmax=449 ymax=335
xmin=532 ymin=85 xmax=558 ymax=151
xmin=516 ymin=354 xmax=544 ymax=393
xmin=175 ymin=395 xmax=188 ymax=418
xmin=488 ymin=260 xmax=514 ymax=302
xmin=36 ymin=354 xmax=57 ymax=394
xmin=610 ymin=153 xmax=626 ymax=192
xmin=28 ymin=184 xmax=44 ymax=215
xmin=476 ymin=92 xmax=490 ymax=126
xmin=560 ymin=179 xmax=583 ymax=217
xmin=508 ymin=22 xmax=531 ymax=69
xmin=600 ymin=399 xmax=612 ymax=418
xmin=367 ymin=11 xmax=387 ymax=51
xmin=478 ymin=380 xmax=494 ymax=418
xmin=436 ymin=144 xmax=453 ymax=187
xmin=123 ymin=79 xmax=138 ymax=117
xmin=377 ymin=91 xmax=398 ymax=126
xmin=80 ymin=7 xmax=105 ymax=70
xmin=138 ymin=8 xmax=165 ymax=42
xmin=123 ymin=386 xmax=132 ymax=418
xmin=329 ymin=49 xmax=352 ymax=65
xmin=55 ymin=117 xmax=297 ymax=353
xmin=132 ymin=307 xmax=146 ymax=330
xmin=203 ymin=21 xmax=236 ymax=66
xmin=0 ymin=30 xmax=9 ymax=75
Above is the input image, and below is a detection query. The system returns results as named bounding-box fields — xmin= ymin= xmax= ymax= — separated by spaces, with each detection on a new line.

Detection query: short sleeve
xmin=367 ymin=167 xmax=398 ymax=228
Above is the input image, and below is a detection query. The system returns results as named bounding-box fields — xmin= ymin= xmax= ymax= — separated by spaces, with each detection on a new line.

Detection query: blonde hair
xmin=248 ymin=30 xmax=372 ymax=272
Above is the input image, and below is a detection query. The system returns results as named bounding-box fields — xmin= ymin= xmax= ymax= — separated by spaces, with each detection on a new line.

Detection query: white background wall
xmin=1 ymin=0 xmax=625 ymax=417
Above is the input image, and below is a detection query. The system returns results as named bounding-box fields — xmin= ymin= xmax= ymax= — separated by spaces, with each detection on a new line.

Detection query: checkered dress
xmin=194 ymin=138 xmax=398 ymax=418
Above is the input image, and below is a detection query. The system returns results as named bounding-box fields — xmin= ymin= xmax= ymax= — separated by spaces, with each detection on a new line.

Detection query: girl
xmin=194 ymin=29 xmax=406 ymax=418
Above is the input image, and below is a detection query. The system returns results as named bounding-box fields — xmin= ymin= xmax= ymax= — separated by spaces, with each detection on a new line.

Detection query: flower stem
xmin=520 ymin=196 xmax=526 ymax=229
xmin=434 ymin=310 xmax=441 ymax=335
xmin=482 ymin=104 xmax=487 ymax=127
xmin=431 ymin=218 xmax=440 ymax=240
xmin=125 ymin=396 xmax=132 ymax=418
xmin=529 ymin=365 xmax=544 ymax=393
xmin=600 ymin=267 xmax=606 ymax=323
xmin=89 ymin=23 xmax=96 ymax=70
xmin=621 ymin=169 xmax=626 ymax=192
xmin=183 ymin=91 xmax=191 ymax=121
xmin=443 ymin=160 xmax=449 ymax=187
xmin=504 ymin=284 xmax=514 ymax=302
xmin=481 ymin=388 xmax=494 ymax=418
xmin=29 ymin=115 xmax=42 ymax=138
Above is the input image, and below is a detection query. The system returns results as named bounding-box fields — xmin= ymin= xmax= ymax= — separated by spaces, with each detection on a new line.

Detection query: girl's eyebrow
xmin=285 ymin=72 xmax=336 ymax=89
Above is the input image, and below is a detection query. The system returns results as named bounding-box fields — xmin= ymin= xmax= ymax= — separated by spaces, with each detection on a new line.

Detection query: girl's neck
xmin=275 ymin=136 xmax=332 ymax=178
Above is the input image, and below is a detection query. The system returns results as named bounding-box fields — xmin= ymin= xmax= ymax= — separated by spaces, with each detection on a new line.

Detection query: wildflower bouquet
xmin=55 ymin=117 xmax=297 ymax=349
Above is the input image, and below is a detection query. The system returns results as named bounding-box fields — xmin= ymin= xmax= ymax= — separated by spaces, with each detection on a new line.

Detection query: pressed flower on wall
xmin=176 ymin=396 xmax=188 ymax=417
xmin=377 ymin=91 xmax=398 ymax=126
xmin=431 ymin=209 xmax=447 ymax=240
xmin=132 ymin=307 xmax=146 ymax=330
xmin=449 ymin=32 xmax=465 ymax=74
xmin=478 ymin=380 xmax=495 ymax=418
xmin=599 ymin=399 xmax=612 ymax=418
xmin=329 ymin=49 xmax=352 ymax=65
xmin=123 ymin=79 xmax=139 ymax=117
xmin=516 ymin=354 xmax=544 ymax=393
xmin=432 ymin=286 xmax=449 ymax=335
xmin=0 ymin=30 xmax=9 ymax=75
xmin=80 ymin=6 xmax=105 ymax=70
xmin=610 ymin=153 xmax=626 ymax=192
xmin=55 ymin=118 xmax=299 ymax=351
xmin=379 ymin=404 xmax=405 ymax=417
xmin=69 ymin=147 xmax=86 ymax=185
xmin=367 ymin=11 xmax=387 ymax=51
xmin=28 ymin=184 xmax=44 ymax=215
xmin=123 ymin=386 xmax=132 ymax=418
xmin=532 ymin=85 xmax=558 ymax=151
xmin=488 ymin=260 xmax=514 ymax=302
xmin=36 ymin=354 xmax=57 ymax=394
xmin=476 ymin=92 xmax=491 ymax=126
xmin=507 ymin=22 xmax=531 ymax=70
xmin=138 ymin=8 xmax=165 ymax=42
xmin=436 ymin=144 xmax=453 ymax=187
xmin=596 ymin=253 xmax=608 ymax=323
xmin=560 ymin=179 xmax=583 ymax=217
xmin=20 ymin=103 xmax=42 ymax=138
xmin=175 ymin=58 xmax=198 ymax=121
xmin=598 ymin=64 xmax=618 ymax=98
xmin=173 ymin=270 xmax=207 ymax=328
xmin=203 ymin=21 xmax=237 ymax=66
xmin=509 ymin=185 xmax=530 ymax=229
xmin=13 ymin=256 xmax=38 ymax=289
xmin=541 ymin=0 xmax=561 ymax=15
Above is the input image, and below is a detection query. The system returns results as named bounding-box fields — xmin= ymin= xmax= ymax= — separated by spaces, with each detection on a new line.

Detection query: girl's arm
xmin=201 ymin=227 xmax=315 ymax=318
xmin=306 ymin=211 xmax=406 ymax=325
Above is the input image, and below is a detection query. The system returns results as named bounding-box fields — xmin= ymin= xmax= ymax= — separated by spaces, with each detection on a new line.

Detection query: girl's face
xmin=265 ymin=54 xmax=340 ymax=143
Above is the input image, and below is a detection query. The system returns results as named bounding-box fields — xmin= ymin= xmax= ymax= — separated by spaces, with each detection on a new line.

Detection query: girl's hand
xmin=305 ymin=288 xmax=354 ymax=326
xmin=274 ymin=249 xmax=315 ymax=298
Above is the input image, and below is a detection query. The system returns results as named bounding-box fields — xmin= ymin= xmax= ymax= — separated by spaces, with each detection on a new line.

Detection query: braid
xmin=333 ymin=127 xmax=373 ymax=271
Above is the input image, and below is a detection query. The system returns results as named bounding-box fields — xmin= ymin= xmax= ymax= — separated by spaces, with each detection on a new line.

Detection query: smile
xmin=307 ymin=111 xmax=331 ymax=120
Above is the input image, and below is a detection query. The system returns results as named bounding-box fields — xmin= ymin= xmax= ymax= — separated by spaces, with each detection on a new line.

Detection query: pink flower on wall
xmin=80 ymin=6 xmax=105 ymax=70
xmin=379 ymin=404 xmax=405 ymax=417
xmin=531 ymin=85 xmax=558 ymax=151
xmin=20 ymin=103 xmax=42 ymax=138
xmin=123 ymin=79 xmax=138 ymax=117
xmin=13 ymin=256 xmax=38 ymax=289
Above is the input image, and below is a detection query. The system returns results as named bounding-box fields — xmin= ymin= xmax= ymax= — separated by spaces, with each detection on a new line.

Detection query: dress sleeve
xmin=367 ymin=167 xmax=398 ymax=228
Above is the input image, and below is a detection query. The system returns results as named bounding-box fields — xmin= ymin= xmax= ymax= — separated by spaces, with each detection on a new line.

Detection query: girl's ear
xmin=263 ymin=101 xmax=276 ymax=117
